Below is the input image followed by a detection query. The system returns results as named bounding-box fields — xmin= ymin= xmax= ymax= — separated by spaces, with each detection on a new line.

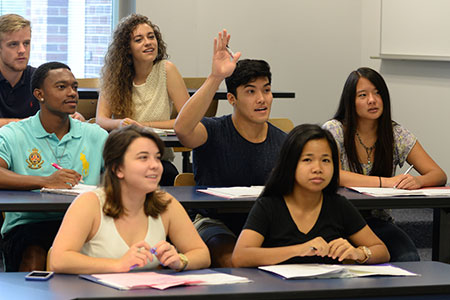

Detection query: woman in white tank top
xmin=96 ymin=14 xmax=190 ymax=185
xmin=49 ymin=126 xmax=210 ymax=274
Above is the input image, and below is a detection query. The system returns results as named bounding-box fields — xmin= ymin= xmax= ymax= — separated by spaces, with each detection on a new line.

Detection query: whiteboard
xmin=380 ymin=0 xmax=450 ymax=61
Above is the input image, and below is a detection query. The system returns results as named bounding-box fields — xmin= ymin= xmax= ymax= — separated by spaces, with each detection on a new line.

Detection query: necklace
xmin=44 ymin=138 xmax=67 ymax=165
xmin=355 ymin=131 xmax=375 ymax=166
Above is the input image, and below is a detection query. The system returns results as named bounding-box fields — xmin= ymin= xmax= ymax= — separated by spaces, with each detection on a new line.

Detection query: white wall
xmin=361 ymin=0 xmax=450 ymax=176
xmin=137 ymin=0 xmax=450 ymax=178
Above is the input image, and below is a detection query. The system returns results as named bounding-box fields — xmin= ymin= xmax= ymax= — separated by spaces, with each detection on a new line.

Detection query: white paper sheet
xmin=197 ymin=186 xmax=264 ymax=199
xmin=348 ymin=187 xmax=450 ymax=197
xmin=259 ymin=263 xmax=419 ymax=279
xmin=41 ymin=183 xmax=97 ymax=196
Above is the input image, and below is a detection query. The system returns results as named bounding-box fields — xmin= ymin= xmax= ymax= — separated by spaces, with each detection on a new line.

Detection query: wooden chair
xmin=174 ymin=173 xmax=195 ymax=186
xmin=77 ymin=78 xmax=99 ymax=121
xmin=268 ymin=118 xmax=294 ymax=133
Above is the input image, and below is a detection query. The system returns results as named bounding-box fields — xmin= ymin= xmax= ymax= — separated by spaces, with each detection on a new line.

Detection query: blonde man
xmin=0 ymin=14 xmax=83 ymax=126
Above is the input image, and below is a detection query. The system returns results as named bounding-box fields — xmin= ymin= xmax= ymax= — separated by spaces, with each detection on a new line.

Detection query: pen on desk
xmin=226 ymin=45 xmax=234 ymax=58
xmin=393 ymin=164 xmax=414 ymax=189
xmin=51 ymin=162 xmax=85 ymax=183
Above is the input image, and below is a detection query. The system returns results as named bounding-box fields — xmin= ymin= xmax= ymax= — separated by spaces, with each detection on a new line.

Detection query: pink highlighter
xmin=51 ymin=163 xmax=84 ymax=183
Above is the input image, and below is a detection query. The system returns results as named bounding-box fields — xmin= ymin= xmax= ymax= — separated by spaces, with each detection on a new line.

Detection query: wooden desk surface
xmin=0 ymin=262 xmax=449 ymax=300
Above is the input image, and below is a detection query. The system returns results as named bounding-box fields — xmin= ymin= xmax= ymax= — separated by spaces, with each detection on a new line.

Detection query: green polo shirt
xmin=0 ymin=111 xmax=108 ymax=235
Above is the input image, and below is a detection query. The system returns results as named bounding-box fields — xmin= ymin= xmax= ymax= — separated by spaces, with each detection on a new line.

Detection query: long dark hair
xmin=102 ymin=125 xmax=170 ymax=218
xmin=333 ymin=67 xmax=394 ymax=177
xmin=262 ymin=124 xmax=340 ymax=198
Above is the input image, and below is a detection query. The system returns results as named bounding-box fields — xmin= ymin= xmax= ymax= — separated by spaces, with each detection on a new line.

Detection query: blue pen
xmin=129 ymin=264 xmax=139 ymax=271
xmin=151 ymin=247 xmax=157 ymax=255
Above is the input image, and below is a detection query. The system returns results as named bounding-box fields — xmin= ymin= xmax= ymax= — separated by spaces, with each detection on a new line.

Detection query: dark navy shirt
xmin=0 ymin=65 xmax=39 ymax=119
xmin=193 ymin=115 xmax=287 ymax=187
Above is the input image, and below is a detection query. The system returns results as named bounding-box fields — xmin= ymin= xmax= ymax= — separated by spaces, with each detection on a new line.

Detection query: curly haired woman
xmin=96 ymin=14 xmax=189 ymax=185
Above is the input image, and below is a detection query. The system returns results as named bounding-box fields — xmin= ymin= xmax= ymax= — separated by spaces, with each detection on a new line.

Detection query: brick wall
xmin=84 ymin=0 xmax=112 ymax=77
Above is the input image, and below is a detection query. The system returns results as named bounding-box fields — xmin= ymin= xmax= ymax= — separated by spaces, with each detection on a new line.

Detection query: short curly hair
xmin=100 ymin=14 xmax=168 ymax=118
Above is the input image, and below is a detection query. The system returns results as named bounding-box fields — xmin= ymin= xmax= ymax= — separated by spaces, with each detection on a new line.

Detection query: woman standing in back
xmin=96 ymin=14 xmax=189 ymax=185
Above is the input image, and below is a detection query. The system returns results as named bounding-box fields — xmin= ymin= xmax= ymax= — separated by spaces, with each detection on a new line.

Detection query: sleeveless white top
xmin=81 ymin=188 xmax=166 ymax=270
xmin=132 ymin=60 xmax=174 ymax=161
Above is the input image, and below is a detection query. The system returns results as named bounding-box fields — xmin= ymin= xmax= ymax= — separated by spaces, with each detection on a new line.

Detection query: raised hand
xmin=211 ymin=29 xmax=241 ymax=80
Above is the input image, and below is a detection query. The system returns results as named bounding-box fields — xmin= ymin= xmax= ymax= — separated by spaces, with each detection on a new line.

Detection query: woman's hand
xmin=119 ymin=118 xmax=142 ymax=128
xmin=328 ymin=238 xmax=361 ymax=262
xmin=153 ymin=240 xmax=184 ymax=271
xmin=117 ymin=241 xmax=153 ymax=272
xmin=391 ymin=174 xmax=422 ymax=190
xmin=70 ymin=112 xmax=86 ymax=122
xmin=303 ymin=237 xmax=330 ymax=257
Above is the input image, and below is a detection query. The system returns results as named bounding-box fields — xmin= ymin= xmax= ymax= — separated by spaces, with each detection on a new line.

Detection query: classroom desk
xmin=78 ymin=88 xmax=296 ymax=100
xmin=159 ymin=135 xmax=182 ymax=147
xmin=1 ymin=187 xmax=449 ymax=262
xmin=0 ymin=262 xmax=449 ymax=299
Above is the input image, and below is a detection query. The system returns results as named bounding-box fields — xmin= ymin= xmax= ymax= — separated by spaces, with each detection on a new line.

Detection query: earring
xmin=40 ymin=98 xmax=44 ymax=102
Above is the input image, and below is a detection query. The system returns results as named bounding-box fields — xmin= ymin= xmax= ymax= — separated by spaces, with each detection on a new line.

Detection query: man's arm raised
xmin=174 ymin=29 xmax=241 ymax=149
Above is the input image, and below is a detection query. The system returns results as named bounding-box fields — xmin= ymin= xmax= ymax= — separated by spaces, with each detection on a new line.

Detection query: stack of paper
xmin=348 ymin=187 xmax=450 ymax=197
xmin=259 ymin=264 xmax=419 ymax=279
xmin=80 ymin=270 xmax=251 ymax=290
xmin=150 ymin=128 xmax=176 ymax=137
xmin=197 ymin=186 xmax=264 ymax=199
xmin=41 ymin=183 xmax=97 ymax=196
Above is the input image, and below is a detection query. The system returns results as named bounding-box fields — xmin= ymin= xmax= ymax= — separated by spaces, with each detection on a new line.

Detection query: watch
xmin=357 ymin=246 xmax=372 ymax=264
xmin=177 ymin=253 xmax=189 ymax=272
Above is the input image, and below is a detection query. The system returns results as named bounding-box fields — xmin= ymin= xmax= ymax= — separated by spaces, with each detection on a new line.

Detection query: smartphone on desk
xmin=25 ymin=271 xmax=54 ymax=281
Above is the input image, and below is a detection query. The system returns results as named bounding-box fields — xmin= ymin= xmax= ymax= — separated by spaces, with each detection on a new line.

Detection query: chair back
xmin=77 ymin=78 xmax=99 ymax=120
xmin=171 ymin=77 xmax=218 ymax=119
xmin=268 ymin=118 xmax=294 ymax=133
xmin=174 ymin=173 xmax=196 ymax=186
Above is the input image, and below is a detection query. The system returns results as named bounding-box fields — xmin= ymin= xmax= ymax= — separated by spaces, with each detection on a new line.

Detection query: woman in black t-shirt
xmin=232 ymin=124 xmax=390 ymax=267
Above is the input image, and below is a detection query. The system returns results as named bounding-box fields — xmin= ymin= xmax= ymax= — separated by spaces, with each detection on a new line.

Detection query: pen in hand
xmin=51 ymin=162 xmax=84 ymax=183
xmin=226 ymin=45 xmax=234 ymax=58
xmin=393 ymin=164 xmax=414 ymax=189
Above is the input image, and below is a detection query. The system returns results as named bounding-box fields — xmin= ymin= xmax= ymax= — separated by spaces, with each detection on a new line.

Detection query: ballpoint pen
xmin=394 ymin=164 xmax=414 ymax=188
xmin=226 ymin=45 xmax=234 ymax=58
